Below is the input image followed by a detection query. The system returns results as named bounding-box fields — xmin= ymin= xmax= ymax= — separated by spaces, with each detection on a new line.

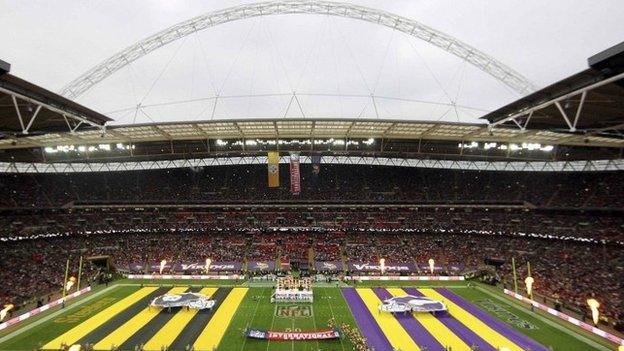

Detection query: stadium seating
xmin=0 ymin=165 xmax=622 ymax=327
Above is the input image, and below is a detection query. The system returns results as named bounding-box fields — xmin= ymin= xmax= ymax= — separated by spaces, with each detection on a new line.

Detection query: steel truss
xmin=490 ymin=71 xmax=624 ymax=133
xmin=0 ymin=86 xmax=106 ymax=135
xmin=59 ymin=0 xmax=536 ymax=99
xmin=1 ymin=156 xmax=621 ymax=174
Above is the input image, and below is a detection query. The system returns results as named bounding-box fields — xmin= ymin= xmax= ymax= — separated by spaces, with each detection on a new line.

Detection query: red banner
xmin=289 ymin=152 xmax=301 ymax=195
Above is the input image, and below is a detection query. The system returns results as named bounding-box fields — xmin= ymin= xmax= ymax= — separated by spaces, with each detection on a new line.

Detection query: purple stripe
xmin=373 ymin=288 xmax=445 ymax=351
xmin=437 ymin=288 xmax=549 ymax=351
xmin=342 ymin=288 xmax=393 ymax=351
xmin=404 ymin=288 xmax=496 ymax=351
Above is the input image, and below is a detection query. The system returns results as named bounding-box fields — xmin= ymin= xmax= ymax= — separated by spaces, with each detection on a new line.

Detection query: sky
xmin=2 ymin=0 xmax=623 ymax=125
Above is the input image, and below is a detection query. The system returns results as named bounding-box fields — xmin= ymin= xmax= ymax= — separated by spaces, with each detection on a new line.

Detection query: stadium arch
xmin=59 ymin=0 xmax=537 ymax=100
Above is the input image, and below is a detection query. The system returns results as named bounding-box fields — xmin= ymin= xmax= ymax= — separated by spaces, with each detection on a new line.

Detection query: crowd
xmin=1 ymin=207 xmax=623 ymax=243
xmin=0 ymin=165 xmax=622 ymax=328
xmin=1 ymin=166 xmax=623 ymax=208
xmin=0 ymin=227 xmax=621 ymax=323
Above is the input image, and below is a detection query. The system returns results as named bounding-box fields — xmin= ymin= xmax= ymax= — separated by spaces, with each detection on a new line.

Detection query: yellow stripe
xmin=387 ymin=288 xmax=471 ymax=351
xmin=355 ymin=288 xmax=421 ymax=351
xmin=142 ymin=288 xmax=218 ymax=350
xmin=42 ymin=287 xmax=157 ymax=349
xmin=92 ymin=287 xmax=187 ymax=350
xmin=418 ymin=288 xmax=524 ymax=351
xmin=193 ymin=288 xmax=248 ymax=350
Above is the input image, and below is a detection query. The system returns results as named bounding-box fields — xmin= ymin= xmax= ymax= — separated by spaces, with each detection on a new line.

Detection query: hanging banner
xmin=289 ymin=152 xmax=301 ymax=195
xmin=311 ymin=154 xmax=321 ymax=175
xmin=267 ymin=151 xmax=280 ymax=188
xmin=245 ymin=328 xmax=341 ymax=340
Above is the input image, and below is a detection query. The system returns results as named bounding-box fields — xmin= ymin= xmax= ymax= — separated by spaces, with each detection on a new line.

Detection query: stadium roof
xmin=1 ymin=118 xmax=623 ymax=151
xmin=482 ymin=42 xmax=624 ymax=139
xmin=0 ymin=64 xmax=111 ymax=138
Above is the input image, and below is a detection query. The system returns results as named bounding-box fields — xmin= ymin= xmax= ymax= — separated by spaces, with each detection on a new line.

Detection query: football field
xmin=0 ymin=280 xmax=617 ymax=351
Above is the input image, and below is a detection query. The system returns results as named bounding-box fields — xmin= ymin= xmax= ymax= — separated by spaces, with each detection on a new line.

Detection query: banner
xmin=503 ymin=289 xmax=624 ymax=345
xmin=245 ymin=328 xmax=340 ymax=340
xmin=348 ymin=262 xmax=417 ymax=272
xmin=311 ymin=154 xmax=321 ymax=175
xmin=419 ymin=265 xmax=444 ymax=272
xmin=127 ymin=274 xmax=241 ymax=280
xmin=125 ymin=262 xmax=145 ymax=273
xmin=289 ymin=152 xmax=301 ymax=195
xmin=248 ymin=261 xmax=276 ymax=271
xmin=314 ymin=261 xmax=343 ymax=272
xmin=344 ymin=276 xmax=465 ymax=281
xmin=0 ymin=287 xmax=91 ymax=331
xmin=171 ymin=262 xmax=242 ymax=272
xmin=147 ymin=261 xmax=173 ymax=273
xmin=267 ymin=151 xmax=280 ymax=188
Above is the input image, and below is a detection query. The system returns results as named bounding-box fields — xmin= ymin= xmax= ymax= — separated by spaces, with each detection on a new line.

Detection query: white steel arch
xmin=60 ymin=0 xmax=537 ymax=100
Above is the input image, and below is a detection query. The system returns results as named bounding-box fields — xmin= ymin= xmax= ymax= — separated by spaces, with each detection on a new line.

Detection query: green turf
xmin=452 ymin=287 xmax=614 ymax=351
xmin=219 ymin=287 xmax=357 ymax=351
xmin=0 ymin=281 xmax=619 ymax=351
xmin=0 ymin=285 xmax=139 ymax=351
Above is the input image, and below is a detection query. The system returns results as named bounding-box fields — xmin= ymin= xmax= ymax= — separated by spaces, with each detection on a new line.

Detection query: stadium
xmin=1 ymin=1 xmax=623 ymax=350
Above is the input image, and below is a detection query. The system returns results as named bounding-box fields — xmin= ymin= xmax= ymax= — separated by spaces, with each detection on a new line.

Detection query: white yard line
xmin=291 ymin=317 xmax=295 ymax=351
xmin=239 ymin=289 xmax=265 ymax=351
xmin=265 ymin=291 xmax=278 ymax=351
xmin=324 ymin=289 xmax=346 ymax=351
xmin=310 ymin=303 xmax=320 ymax=351
xmin=0 ymin=285 xmax=118 ymax=344
xmin=477 ymin=286 xmax=612 ymax=351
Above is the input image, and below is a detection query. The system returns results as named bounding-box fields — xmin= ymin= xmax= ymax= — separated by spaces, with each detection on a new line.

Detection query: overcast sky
xmin=3 ymin=0 xmax=623 ymax=124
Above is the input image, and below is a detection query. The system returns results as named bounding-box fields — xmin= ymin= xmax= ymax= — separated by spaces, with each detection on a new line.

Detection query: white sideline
xmin=503 ymin=289 xmax=624 ymax=346
xmin=0 ymin=287 xmax=91 ymax=331
xmin=344 ymin=275 xmax=464 ymax=281
xmin=126 ymin=274 xmax=241 ymax=280
xmin=478 ymin=287 xmax=613 ymax=351
xmin=0 ymin=285 xmax=117 ymax=344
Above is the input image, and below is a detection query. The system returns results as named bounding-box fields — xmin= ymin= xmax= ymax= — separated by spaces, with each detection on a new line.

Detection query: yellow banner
xmin=268 ymin=151 xmax=280 ymax=187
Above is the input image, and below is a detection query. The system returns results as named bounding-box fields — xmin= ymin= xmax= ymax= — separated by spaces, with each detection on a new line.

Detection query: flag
xmin=311 ymin=154 xmax=321 ymax=176
xmin=289 ymin=152 xmax=301 ymax=195
xmin=267 ymin=151 xmax=280 ymax=187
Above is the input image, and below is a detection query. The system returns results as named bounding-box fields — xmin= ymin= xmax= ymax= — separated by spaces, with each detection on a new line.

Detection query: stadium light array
xmin=44 ymin=144 xmax=134 ymax=153
xmin=458 ymin=142 xmax=554 ymax=152
xmin=215 ymin=138 xmax=375 ymax=147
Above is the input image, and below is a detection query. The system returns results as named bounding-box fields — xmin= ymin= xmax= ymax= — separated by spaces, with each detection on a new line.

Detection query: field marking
xmin=193 ymin=288 xmax=249 ymax=350
xmin=388 ymin=288 xmax=470 ymax=350
xmin=142 ymin=287 xmax=217 ymax=350
xmin=265 ymin=294 xmax=277 ymax=351
xmin=42 ymin=287 xmax=158 ymax=349
xmin=419 ymin=288 xmax=524 ymax=351
xmin=238 ymin=289 xmax=265 ymax=351
xmin=355 ymin=288 xmax=422 ymax=351
xmin=93 ymin=286 xmax=188 ymax=350
xmin=477 ymin=287 xmax=612 ymax=351
xmin=322 ymin=288 xmax=346 ymax=351
xmin=0 ymin=285 xmax=120 ymax=345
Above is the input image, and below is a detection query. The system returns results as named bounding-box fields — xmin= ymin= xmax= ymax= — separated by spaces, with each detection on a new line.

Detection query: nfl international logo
xmin=275 ymin=305 xmax=313 ymax=318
